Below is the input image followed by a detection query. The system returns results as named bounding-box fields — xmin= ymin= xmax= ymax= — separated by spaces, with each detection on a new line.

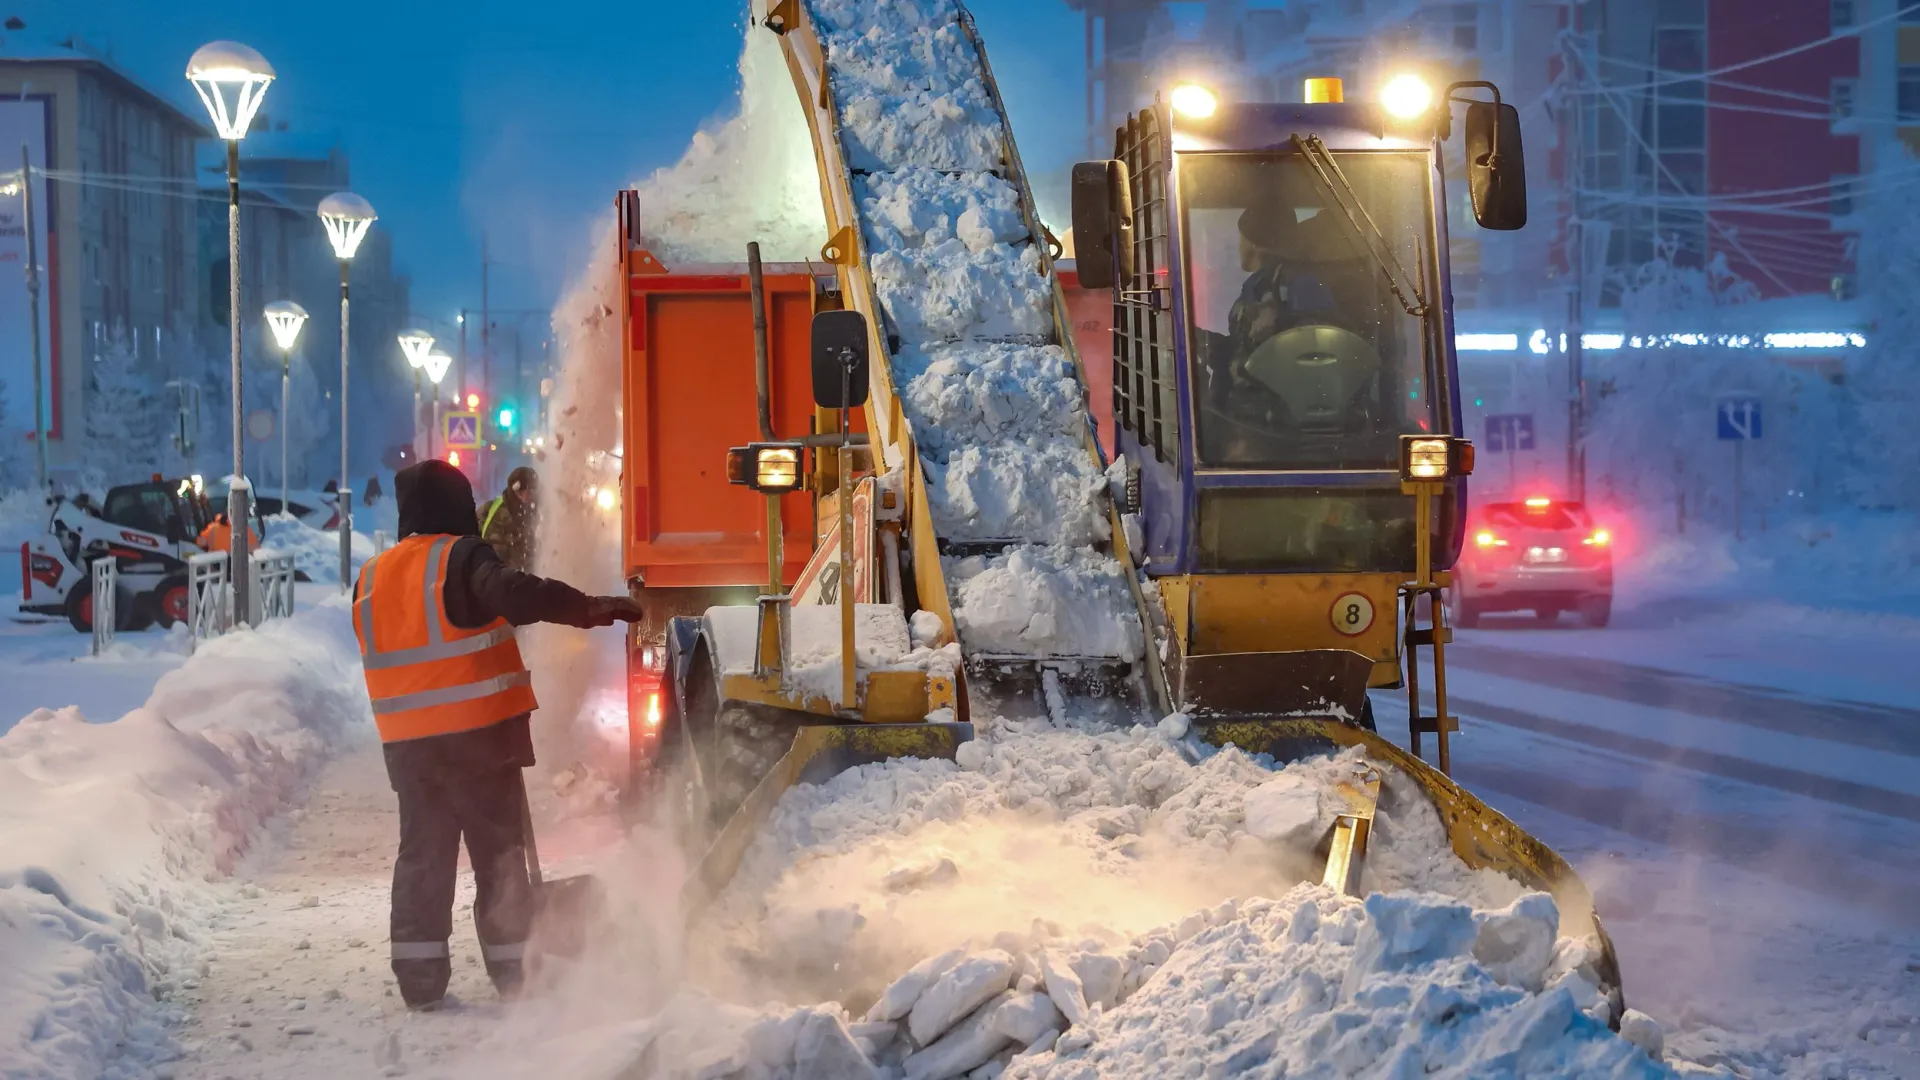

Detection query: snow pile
xmin=946 ymin=546 xmax=1142 ymax=660
xmin=814 ymin=9 xmax=1002 ymax=172
xmin=0 ymin=602 xmax=371 ymax=1079
xmin=624 ymin=1 xmax=826 ymax=263
xmin=638 ymin=726 xmax=1662 ymax=1079
xmin=260 ymin=512 xmax=376 ymax=586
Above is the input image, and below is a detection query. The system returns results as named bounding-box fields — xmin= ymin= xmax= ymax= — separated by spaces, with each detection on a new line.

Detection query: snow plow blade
xmin=1176 ymin=649 xmax=1375 ymax=722
xmin=681 ymin=720 xmax=973 ymax=911
xmin=1191 ymin=714 xmax=1625 ymax=1015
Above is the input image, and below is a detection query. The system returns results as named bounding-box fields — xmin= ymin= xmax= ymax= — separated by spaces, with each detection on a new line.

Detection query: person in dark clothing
xmin=479 ymin=466 xmax=539 ymax=572
xmin=354 ymin=460 xmax=640 ymax=1010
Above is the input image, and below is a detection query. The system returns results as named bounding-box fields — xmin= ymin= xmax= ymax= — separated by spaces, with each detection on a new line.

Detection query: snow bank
xmin=0 ymin=602 xmax=371 ymax=1079
xmin=260 ymin=512 xmax=375 ymax=587
xmin=947 ymin=546 xmax=1142 ymax=660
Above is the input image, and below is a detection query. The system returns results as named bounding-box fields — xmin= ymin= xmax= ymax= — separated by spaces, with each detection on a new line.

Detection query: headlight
xmin=1381 ymin=73 xmax=1433 ymax=120
xmin=1399 ymin=435 xmax=1473 ymax=481
xmin=726 ymin=443 xmax=805 ymax=494
xmin=1170 ymin=83 xmax=1217 ymax=119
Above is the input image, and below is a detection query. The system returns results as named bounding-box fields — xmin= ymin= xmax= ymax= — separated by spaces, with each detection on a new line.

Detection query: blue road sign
xmin=443 ymin=411 xmax=481 ymax=450
xmin=1484 ymin=413 xmax=1536 ymax=453
xmin=1716 ymin=396 xmax=1762 ymax=441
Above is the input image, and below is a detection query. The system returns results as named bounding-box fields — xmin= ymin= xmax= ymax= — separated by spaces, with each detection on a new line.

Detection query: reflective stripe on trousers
xmin=391 ymin=940 xmax=450 ymax=961
xmin=481 ymin=941 xmax=527 ymax=963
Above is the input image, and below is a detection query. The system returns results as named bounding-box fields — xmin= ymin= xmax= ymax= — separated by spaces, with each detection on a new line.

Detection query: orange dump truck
xmin=614 ymin=201 xmax=1110 ymax=765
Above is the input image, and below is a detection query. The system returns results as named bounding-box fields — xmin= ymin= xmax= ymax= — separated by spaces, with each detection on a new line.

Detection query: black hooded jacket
xmin=373 ymin=461 xmax=600 ymax=779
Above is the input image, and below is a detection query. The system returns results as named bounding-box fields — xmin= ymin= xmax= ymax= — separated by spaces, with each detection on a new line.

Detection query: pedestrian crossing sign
xmin=444 ymin=411 xmax=481 ymax=449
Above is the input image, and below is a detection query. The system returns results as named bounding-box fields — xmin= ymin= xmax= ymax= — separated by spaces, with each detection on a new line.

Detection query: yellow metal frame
xmin=1159 ymin=571 xmax=1406 ymax=688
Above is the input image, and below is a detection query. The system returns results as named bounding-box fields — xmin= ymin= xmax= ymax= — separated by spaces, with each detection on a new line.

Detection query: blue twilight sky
xmin=16 ymin=0 xmax=1084 ymax=321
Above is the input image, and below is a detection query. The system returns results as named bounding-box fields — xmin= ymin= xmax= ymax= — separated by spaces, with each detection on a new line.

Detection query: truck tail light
xmin=645 ymin=690 xmax=662 ymax=729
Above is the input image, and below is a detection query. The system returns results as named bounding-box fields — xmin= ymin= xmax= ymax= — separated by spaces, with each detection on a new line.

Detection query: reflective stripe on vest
xmin=354 ymin=534 xmax=537 ymax=743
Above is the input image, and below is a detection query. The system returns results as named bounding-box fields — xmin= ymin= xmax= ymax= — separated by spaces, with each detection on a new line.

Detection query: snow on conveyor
xmin=814 ymin=0 xmax=1141 ymax=661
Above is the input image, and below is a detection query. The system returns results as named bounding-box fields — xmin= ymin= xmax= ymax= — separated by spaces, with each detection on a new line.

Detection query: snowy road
xmin=1378 ymin=607 xmax=1920 ymax=1076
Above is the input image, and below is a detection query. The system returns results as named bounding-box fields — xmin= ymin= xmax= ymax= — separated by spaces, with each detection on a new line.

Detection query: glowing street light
xmin=188 ymin=39 xmax=274 ymax=626
xmin=264 ymin=300 xmax=308 ymax=520
xmin=398 ymin=328 xmax=435 ymax=461
xmin=424 ymin=350 xmax=453 ymax=458
xmin=318 ymin=191 xmax=376 ymax=591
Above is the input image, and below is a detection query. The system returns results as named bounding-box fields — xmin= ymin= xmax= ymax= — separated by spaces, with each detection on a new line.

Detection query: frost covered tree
xmin=1584 ymin=238 xmax=1840 ymax=532
xmin=82 ymin=332 xmax=166 ymax=485
xmin=1848 ymin=152 xmax=1920 ymax=511
xmin=0 ymin=374 xmax=28 ymax=489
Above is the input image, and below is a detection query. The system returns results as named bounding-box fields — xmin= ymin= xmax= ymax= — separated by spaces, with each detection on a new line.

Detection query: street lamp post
xmin=423 ymin=350 xmax=453 ymax=461
xmin=263 ymin=301 xmax=309 ymax=525
xmin=318 ymin=192 xmax=376 ymax=591
xmin=398 ymin=328 xmax=435 ymax=464
xmin=188 ymin=40 xmax=274 ymax=627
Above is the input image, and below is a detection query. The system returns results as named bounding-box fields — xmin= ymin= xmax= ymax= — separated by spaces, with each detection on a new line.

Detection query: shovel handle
xmin=516 ymin=768 xmax=544 ymax=887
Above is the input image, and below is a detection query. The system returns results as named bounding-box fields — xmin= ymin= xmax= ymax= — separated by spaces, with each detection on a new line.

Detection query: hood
xmin=396 ymin=461 xmax=480 ymax=538
xmin=505 ymin=466 xmax=539 ymax=498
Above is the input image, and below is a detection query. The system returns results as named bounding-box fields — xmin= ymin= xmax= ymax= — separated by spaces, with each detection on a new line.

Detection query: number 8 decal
xmin=1330 ymin=591 xmax=1375 ymax=637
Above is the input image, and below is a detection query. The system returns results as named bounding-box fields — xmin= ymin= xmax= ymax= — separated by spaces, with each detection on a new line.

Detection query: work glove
xmin=586 ymin=596 xmax=645 ymax=627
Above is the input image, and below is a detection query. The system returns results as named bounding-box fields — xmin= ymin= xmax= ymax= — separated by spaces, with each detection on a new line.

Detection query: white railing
xmin=187 ymin=551 xmax=230 ymax=652
xmin=90 ymin=558 xmax=117 ymax=657
xmin=251 ymin=550 xmax=297 ymax=623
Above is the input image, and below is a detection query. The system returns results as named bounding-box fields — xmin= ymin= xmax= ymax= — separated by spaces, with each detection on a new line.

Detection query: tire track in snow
xmin=1450 ymin=644 xmax=1920 ymax=757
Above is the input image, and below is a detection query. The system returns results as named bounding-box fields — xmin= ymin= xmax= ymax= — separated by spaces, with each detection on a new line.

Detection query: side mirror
xmin=810 ymin=309 xmax=870 ymax=410
xmin=1069 ymin=159 xmax=1135 ymax=290
xmin=166 ymin=519 xmax=185 ymax=545
xmin=1070 ymin=161 xmax=1115 ymax=290
xmin=1464 ymin=101 xmax=1527 ymax=231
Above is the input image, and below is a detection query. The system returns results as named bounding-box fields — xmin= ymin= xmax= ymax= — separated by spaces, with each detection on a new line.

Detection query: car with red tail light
xmin=1450 ymin=496 xmax=1613 ymax=628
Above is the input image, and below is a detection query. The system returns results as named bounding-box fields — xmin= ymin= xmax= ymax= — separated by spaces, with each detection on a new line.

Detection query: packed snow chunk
xmin=873 ymin=242 xmax=1052 ymax=344
xmin=1007 ymin=886 xmax=1668 ymax=1080
xmin=884 ymin=855 xmax=960 ymax=893
xmin=1343 ymin=891 xmax=1478 ymax=996
xmin=1472 ymin=892 xmax=1562 ymax=991
xmin=896 ymin=342 xmax=1090 ymax=458
xmin=1069 ymin=952 xmax=1125 ymax=1010
xmin=705 ymin=602 xmax=953 ymax=706
xmin=947 ymin=545 xmax=1143 ymax=660
xmin=795 ymin=1009 xmax=884 ymax=1080
xmin=911 ymin=608 xmax=947 ymax=647
xmin=810 ymin=0 xmax=959 ymax=36
xmin=906 ymin=990 xmax=1018 ymax=1079
xmin=1619 ymin=1008 xmax=1666 ymax=1060
xmin=991 ymin=992 xmax=1064 ymax=1046
xmin=871 ymin=948 xmax=967 ymax=1022
xmin=909 ymin=949 xmax=1018 ymax=1045
xmin=1037 ymin=950 xmax=1090 ymax=1029
xmin=1241 ymin=770 xmax=1334 ymax=845
xmin=859 ymin=169 xmax=1027 ymax=254
xmin=926 ymin=442 xmax=1106 ymax=545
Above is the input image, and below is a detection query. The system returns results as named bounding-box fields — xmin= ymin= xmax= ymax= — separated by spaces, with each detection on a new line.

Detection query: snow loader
xmin=613 ymin=0 xmax=1623 ymax=1016
xmin=19 ymin=476 xmax=219 ymax=632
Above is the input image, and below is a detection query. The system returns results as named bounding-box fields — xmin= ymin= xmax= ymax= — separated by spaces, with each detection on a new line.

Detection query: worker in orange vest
xmin=197 ymin=511 xmax=258 ymax=552
xmin=354 ymin=460 xmax=640 ymax=1010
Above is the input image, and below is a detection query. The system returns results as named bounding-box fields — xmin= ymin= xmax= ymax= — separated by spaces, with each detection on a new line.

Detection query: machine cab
xmin=1073 ymin=77 xmax=1525 ymax=690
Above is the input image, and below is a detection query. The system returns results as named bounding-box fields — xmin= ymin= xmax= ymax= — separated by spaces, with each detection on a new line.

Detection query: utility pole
xmin=480 ymin=232 xmax=491 ymax=491
xmin=20 ymin=144 xmax=47 ymax=491
xmin=1560 ymin=27 xmax=1588 ymax=502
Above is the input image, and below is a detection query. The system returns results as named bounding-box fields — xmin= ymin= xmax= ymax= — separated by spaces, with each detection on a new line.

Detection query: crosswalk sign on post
xmin=443 ymin=411 xmax=481 ymax=450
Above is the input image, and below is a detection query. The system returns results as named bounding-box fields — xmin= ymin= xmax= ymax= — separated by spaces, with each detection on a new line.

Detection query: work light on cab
xmin=725 ymin=443 xmax=804 ymax=494
xmin=1382 ymin=73 xmax=1434 ymax=120
xmin=1399 ymin=435 xmax=1474 ymax=482
xmin=1170 ymin=83 xmax=1217 ymax=119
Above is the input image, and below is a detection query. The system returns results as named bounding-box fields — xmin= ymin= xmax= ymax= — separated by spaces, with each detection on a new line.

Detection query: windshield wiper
xmin=1289 ymin=134 xmax=1430 ymax=317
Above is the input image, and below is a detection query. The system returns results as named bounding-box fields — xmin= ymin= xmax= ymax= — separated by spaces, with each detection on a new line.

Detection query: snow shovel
xmin=517 ymin=771 xmax=605 ymax=959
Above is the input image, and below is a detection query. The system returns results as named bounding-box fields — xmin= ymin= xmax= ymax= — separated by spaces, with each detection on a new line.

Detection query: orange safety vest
xmin=198 ymin=518 xmax=258 ymax=551
xmin=353 ymin=533 xmax=536 ymax=743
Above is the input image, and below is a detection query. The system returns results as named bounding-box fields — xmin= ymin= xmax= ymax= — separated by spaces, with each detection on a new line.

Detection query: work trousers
xmin=387 ymin=759 xmax=534 ymax=1007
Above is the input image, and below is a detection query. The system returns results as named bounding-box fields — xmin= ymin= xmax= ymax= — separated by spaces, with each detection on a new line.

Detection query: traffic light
xmin=466 ymin=393 xmax=480 ymax=411
xmin=497 ymin=405 xmax=516 ymax=431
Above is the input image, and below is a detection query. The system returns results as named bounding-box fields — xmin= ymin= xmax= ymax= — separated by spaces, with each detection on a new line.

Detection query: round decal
xmin=1330 ymin=592 xmax=1375 ymax=637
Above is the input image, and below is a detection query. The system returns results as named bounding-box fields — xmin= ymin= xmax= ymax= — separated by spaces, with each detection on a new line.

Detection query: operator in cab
xmin=353 ymin=460 xmax=642 ymax=1010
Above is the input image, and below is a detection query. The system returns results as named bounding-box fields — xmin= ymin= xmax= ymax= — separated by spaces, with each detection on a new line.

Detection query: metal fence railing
xmin=251 ymin=551 xmax=297 ymax=623
xmin=187 ymin=552 xmax=230 ymax=652
xmin=90 ymin=558 xmax=117 ymax=657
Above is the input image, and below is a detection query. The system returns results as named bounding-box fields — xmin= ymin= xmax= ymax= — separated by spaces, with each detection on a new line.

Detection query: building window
xmin=1833 ymin=77 xmax=1857 ymax=121
xmin=1833 ymin=0 xmax=1855 ymax=29
xmin=1832 ymin=174 xmax=1856 ymax=218
xmin=1900 ymin=66 xmax=1920 ymax=120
